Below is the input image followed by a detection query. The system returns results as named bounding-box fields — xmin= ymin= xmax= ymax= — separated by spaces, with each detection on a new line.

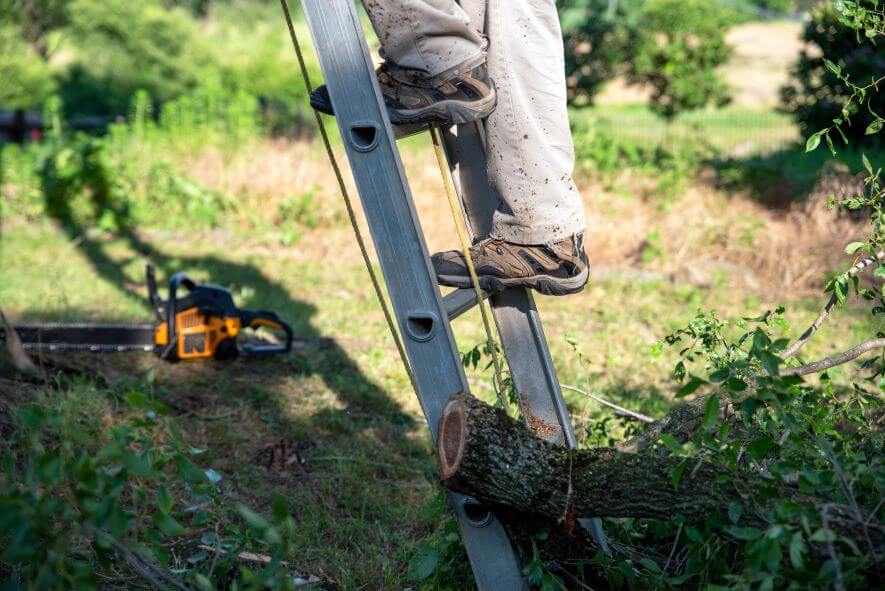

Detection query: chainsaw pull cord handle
xmin=237 ymin=309 xmax=294 ymax=356
xmin=160 ymin=272 xmax=197 ymax=359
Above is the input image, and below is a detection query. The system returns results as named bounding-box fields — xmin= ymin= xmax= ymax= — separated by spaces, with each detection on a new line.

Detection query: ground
xmin=1 ymin=16 xmax=881 ymax=590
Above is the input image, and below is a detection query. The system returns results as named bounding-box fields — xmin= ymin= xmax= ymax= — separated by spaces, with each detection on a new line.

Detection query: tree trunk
xmin=437 ymin=393 xmax=880 ymax=552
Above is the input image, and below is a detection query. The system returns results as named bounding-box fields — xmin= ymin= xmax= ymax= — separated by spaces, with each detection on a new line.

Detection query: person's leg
xmin=431 ymin=0 xmax=590 ymax=295
xmin=484 ymin=0 xmax=586 ymax=246
xmin=362 ymin=0 xmax=484 ymax=85
xmin=310 ymin=0 xmax=495 ymax=125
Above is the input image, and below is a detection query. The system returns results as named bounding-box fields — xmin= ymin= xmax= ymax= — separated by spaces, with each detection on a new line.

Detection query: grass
xmin=0 ymin=194 xmax=877 ymax=587
xmin=571 ymin=104 xmax=799 ymax=155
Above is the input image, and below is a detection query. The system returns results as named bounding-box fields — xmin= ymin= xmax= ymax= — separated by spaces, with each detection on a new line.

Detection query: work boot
xmin=310 ymin=63 xmax=496 ymax=125
xmin=431 ymin=234 xmax=589 ymax=296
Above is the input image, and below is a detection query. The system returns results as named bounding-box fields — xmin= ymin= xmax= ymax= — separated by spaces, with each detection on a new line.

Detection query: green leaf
xmin=124 ymin=391 xmax=150 ymax=409
xmin=865 ymin=118 xmax=883 ymax=135
xmin=728 ymin=503 xmax=741 ymax=524
xmin=675 ymin=376 xmax=706 ymax=398
xmin=789 ymin=532 xmax=806 ymax=568
xmin=176 ymin=456 xmax=208 ymax=485
xmin=747 ymin=436 xmax=775 ymax=461
xmin=725 ymin=377 xmax=747 ymax=393
xmin=726 ymin=526 xmax=763 ymax=541
xmin=408 ymin=546 xmax=440 ymax=581
xmin=823 ymin=58 xmax=841 ymax=76
xmin=638 ymin=557 xmax=662 ymax=574
xmin=758 ymin=351 xmax=782 ymax=376
xmin=157 ymin=486 xmax=173 ymax=515
xmin=844 ymin=241 xmax=865 ymax=255
xmin=237 ymin=505 xmax=270 ymax=530
xmin=671 ymin=459 xmax=688 ymax=490
xmin=702 ymin=396 xmax=720 ymax=430
xmin=660 ymin=434 xmax=683 ymax=454
xmin=154 ymin=514 xmax=187 ymax=537
xmin=805 ymin=132 xmax=822 ymax=152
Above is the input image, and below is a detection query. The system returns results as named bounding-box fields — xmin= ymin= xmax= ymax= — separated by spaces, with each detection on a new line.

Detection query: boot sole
xmin=436 ymin=265 xmax=589 ymax=297
xmin=390 ymin=87 xmax=498 ymax=126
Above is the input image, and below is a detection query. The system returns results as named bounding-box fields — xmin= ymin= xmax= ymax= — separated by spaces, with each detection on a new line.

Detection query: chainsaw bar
xmin=1 ymin=323 xmax=157 ymax=352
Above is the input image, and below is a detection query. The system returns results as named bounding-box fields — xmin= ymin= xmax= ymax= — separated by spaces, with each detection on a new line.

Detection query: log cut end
xmin=437 ymin=394 xmax=468 ymax=481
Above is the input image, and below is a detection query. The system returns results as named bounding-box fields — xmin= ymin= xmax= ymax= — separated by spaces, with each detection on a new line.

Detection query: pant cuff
xmin=491 ymin=221 xmax=588 ymax=247
xmin=384 ymin=49 xmax=487 ymax=88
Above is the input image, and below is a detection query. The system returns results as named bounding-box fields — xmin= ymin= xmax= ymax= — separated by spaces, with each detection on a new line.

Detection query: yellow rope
xmin=429 ymin=125 xmax=509 ymax=412
xmin=280 ymin=0 xmax=417 ymax=395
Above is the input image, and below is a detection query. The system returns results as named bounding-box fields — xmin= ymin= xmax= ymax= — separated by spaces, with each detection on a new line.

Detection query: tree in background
xmin=559 ymin=0 xmax=640 ymax=106
xmin=59 ymin=0 xmax=210 ymax=118
xmin=781 ymin=3 xmax=885 ymax=146
xmin=0 ymin=0 xmax=70 ymax=58
xmin=560 ymin=0 xmax=733 ymax=119
xmin=628 ymin=0 xmax=733 ymax=120
xmin=0 ymin=26 xmax=57 ymax=109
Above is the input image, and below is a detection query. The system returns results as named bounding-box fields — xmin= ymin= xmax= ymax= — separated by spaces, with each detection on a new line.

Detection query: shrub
xmin=0 ymin=25 xmax=57 ymax=110
xmin=628 ymin=0 xmax=733 ymax=120
xmin=59 ymin=0 xmax=211 ymax=118
xmin=781 ymin=4 xmax=885 ymax=146
xmin=0 ymin=383 xmax=301 ymax=590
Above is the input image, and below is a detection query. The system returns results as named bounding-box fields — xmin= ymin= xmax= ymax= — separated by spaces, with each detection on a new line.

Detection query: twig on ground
xmin=96 ymin=530 xmax=192 ymax=591
xmin=782 ymin=251 xmax=883 ymax=361
xmin=561 ymin=384 xmax=656 ymax=424
xmin=663 ymin=524 xmax=683 ymax=574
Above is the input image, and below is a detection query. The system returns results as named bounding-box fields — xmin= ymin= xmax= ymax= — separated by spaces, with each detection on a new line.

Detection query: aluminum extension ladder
xmin=298 ymin=1 xmax=607 ymax=588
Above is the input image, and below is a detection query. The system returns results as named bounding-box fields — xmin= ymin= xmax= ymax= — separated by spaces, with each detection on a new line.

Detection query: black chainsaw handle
xmin=238 ymin=309 xmax=293 ymax=355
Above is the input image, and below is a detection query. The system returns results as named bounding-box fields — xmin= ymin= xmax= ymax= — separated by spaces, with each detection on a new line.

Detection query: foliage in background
xmin=781 ymin=2 xmax=885 ymax=146
xmin=628 ymin=0 xmax=733 ymax=120
xmin=60 ymin=0 xmax=210 ymax=118
xmin=0 ymin=25 xmax=57 ymax=110
xmin=561 ymin=0 xmax=733 ymax=120
xmin=559 ymin=0 xmax=640 ymax=105
xmin=0 ymin=0 xmax=69 ymax=58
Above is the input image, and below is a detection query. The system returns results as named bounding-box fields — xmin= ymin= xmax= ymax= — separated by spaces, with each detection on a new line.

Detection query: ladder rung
xmin=393 ymin=122 xmax=429 ymax=139
xmin=443 ymin=287 xmax=491 ymax=321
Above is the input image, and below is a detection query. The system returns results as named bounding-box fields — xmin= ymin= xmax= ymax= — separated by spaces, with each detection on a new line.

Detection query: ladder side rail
xmin=298 ymin=1 xmax=527 ymax=588
xmin=442 ymin=123 xmax=610 ymax=549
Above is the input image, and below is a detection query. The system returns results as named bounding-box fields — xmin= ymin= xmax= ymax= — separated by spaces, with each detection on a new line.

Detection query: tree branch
xmin=782 ymin=251 xmax=883 ymax=361
xmin=561 ymin=384 xmax=656 ymax=424
xmin=619 ymin=337 xmax=885 ymax=454
xmin=780 ymin=338 xmax=885 ymax=377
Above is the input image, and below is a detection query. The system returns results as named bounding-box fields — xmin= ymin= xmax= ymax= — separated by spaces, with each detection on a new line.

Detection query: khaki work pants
xmin=362 ymin=0 xmax=587 ymax=245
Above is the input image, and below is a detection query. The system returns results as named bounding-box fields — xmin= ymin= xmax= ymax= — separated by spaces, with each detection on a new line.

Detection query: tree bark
xmin=437 ymin=393 xmax=881 ymax=552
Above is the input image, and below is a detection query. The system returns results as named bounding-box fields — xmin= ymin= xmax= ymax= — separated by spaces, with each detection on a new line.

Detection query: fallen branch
xmin=561 ymin=384 xmax=655 ymax=424
xmin=437 ymin=393 xmax=882 ymax=551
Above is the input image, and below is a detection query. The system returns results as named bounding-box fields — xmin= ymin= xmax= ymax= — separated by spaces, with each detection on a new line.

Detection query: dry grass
xmin=181 ymin=137 xmax=868 ymax=297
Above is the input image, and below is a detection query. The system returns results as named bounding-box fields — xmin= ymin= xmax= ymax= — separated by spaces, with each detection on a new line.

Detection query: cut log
xmin=437 ymin=393 xmax=881 ymax=554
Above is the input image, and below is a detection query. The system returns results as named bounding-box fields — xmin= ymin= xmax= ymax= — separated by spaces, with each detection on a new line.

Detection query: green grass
xmin=1 ymin=214 xmax=877 ymax=588
xmin=571 ymin=104 xmax=799 ymax=154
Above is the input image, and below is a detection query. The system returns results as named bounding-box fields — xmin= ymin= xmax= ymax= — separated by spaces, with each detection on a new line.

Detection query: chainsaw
xmin=1 ymin=265 xmax=293 ymax=361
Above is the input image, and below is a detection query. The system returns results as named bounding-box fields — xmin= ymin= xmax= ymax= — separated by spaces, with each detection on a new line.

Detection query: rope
xmin=279 ymin=0 xmax=417 ymax=395
xmin=429 ymin=125 xmax=509 ymax=412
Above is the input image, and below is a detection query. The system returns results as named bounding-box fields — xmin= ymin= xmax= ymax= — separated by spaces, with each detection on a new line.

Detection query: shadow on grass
xmin=15 ymin=172 xmax=445 ymax=584
xmin=708 ymin=142 xmax=883 ymax=210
